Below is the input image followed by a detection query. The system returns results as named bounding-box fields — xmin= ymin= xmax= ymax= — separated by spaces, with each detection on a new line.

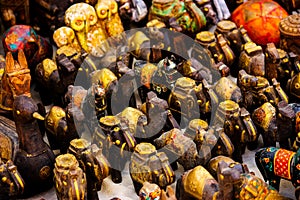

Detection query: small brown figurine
xmin=154 ymin=128 xmax=201 ymax=171
xmin=206 ymin=155 xmax=235 ymax=179
xmin=0 ymin=50 xmax=31 ymax=112
xmin=45 ymin=106 xmax=80 ymax=153
xmin=130 ymin=142 xmax=175 ymax=194
xmin=265 ymin=43 xmax=281 ymax=81
xmin=139 ymin=91 xmax=179 ymax=143
xmin=0 ymin=158 xmax=25 ymax=199
xmin=252 ymin=102 xmax=277 ymax=147
xmin=238 ymin=69 xmax=289 ymax=111
xmin=168 ymin=77 xmax=216 ymax=125
xmin=68 ymin=138 xmax=110 ymax=200
xmin=184 ymin=119 xmax=235 ymax=163
xmin=176 ymin=165 xmax=219 ymax=200
xmin=54 ymin=154 xmax=87 ymax=200
xmin=277 ymin=101 xmax=296 ymax=149
xmin=213 ymin=100 xmax=257 ymax=162
xmin=93 ymin=115 xmax=137 ymax=183
xmin=213 ymin=76 xmax=242 ymax=104
xmin=13 ymin=95 xmax=55 ymax=196
xmin=239 ymin=41 xmax=265 ymax=77
xmin=195 ymin=31 xmax=235 ymax=68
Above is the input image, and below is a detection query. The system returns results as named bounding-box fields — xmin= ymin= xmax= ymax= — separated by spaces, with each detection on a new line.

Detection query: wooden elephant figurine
xmin=93 ymin=115 xmax=137 ymax=183
xmin=68 ymin=138 xmax=110 ymax=200
xmin=213 ymin=100 xmax=257 ymax=162
xmin=175 ymin=165 xmax=219 ymax=200
xmin=54 ymin=154 xmax=87 ymax=200
xmin=176 ymin=161 xmax=288 ymax=200
xmin=255 ymin=147 xmax=300 ymax=199
xmin=139 ymin=182 xmax=177 ymax=200
xmin=154 ymin=128 xmax=201 ymax=171
xmin=130 ymin=143 xmax=175 ymax=194
xmin=252 ymin=102 xmax=277 ymax=147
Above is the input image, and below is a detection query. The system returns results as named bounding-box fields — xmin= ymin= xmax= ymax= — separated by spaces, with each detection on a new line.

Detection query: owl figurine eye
xmin=110 ymin=1 xmax=118 ymax=14
xmin=85 ymin=4 xmax=98 ymax=26
xmin=96 ymin=4 xmax=109 ymax=19
xmin=65 ymin=6 xmax=86 ymax=32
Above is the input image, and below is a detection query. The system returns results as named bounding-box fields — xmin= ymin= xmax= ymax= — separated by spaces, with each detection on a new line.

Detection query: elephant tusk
xmin=32 ymin=112 xmax=45 ymax=120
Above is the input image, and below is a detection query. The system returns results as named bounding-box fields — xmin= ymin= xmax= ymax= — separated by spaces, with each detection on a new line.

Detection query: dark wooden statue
xmin=13 ymin=95 xmax=55 ymax=196
xmin=68 ymin=139 xmax=110 ymax=200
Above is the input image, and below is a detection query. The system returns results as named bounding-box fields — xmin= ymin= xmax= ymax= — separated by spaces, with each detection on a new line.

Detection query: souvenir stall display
xmin=2 ymin=0 xmax=300 ymax=200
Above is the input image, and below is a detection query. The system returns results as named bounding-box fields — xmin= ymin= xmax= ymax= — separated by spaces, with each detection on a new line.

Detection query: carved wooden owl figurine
xmin=53 ymin=26 xmax=81 ymax=52
xmin=65 ymin=3 xmax=108 ymax=56
xmin=95 ymin=0 xmax=124 ymax=43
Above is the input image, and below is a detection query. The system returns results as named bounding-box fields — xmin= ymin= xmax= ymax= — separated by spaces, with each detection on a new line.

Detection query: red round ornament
xmin=231 ymin=0 xmax=288 ymax=46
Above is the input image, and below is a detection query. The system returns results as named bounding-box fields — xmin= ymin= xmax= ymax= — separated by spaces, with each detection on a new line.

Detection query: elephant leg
xmin=240 ymin=143 xmax=246 ymax=155
xmin=111 ymin=168 xmax=122 ymax=183
xmin=269 ymin=176 xmax=281 ymax=191
xmin=171 ymin=161 xmax=178 ymax=171
xmin=279 ymin=139 xmax=290 ymax=150
xmin=295 ymin=186 xmax=300 ymax=200
xmin=262 ymin=131 xmax=276 ymax=147
xmin=175 ymin=177 xmax=183 ymax=200
xmin=247 ymin=136 xmax=259 ymax=150
xmin=231 ymin=143 xmax=244 ymax=163
xmin=132 ymin=180 xmax=143 ymax=195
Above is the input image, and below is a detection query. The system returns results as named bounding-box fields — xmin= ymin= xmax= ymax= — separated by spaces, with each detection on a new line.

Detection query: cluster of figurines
xmin=2 ymin=0 xmax=300 ymax=199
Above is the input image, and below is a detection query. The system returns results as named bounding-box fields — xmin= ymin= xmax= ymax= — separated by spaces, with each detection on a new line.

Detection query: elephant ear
xmin=5 ymin=52 xmax=15 ymax=74
xmin=17 ymin=50 xmax=28 ymax=70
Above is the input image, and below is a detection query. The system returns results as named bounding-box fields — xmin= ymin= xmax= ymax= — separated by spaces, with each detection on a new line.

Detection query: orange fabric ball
xmin=231 ymin=0 xmax=288 ymax=46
